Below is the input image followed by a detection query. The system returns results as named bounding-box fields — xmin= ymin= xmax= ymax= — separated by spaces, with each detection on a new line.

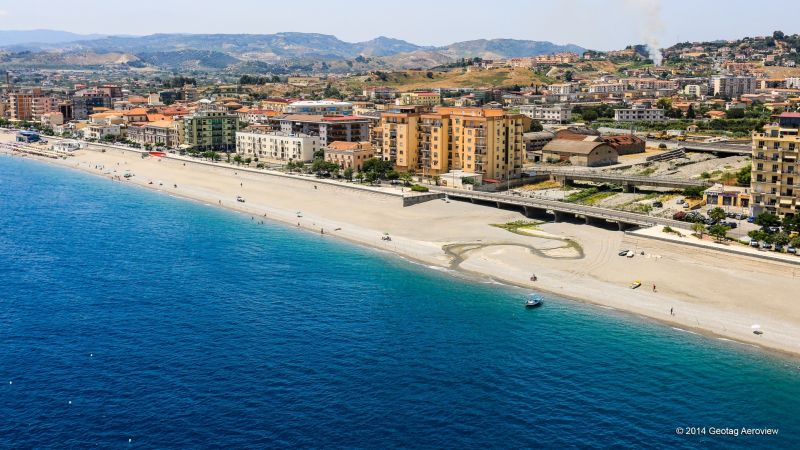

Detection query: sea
xmin=2 ymin=155 xmax=800 ymax=449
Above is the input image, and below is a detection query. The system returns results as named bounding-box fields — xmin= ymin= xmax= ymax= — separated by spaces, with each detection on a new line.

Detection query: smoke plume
xmin=624 ymin=0 xmax=664 ymax=66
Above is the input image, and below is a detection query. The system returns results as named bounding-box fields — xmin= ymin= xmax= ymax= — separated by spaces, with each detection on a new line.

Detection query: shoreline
xmin=4 ymin=142 xmax=800 ymax=360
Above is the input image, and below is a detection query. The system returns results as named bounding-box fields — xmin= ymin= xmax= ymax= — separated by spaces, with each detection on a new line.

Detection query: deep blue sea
xmin=2 ymin=155 xmax=800 ymax=449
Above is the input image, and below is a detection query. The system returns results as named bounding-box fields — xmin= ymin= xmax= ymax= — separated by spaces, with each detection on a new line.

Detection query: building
xmin=712 ymin=76 xmax=756 ymax=98
xmin=396 ymin=92 xmax=441 ymax=107
xmin=683 ymin=84 xmax=708 ymax=97
xmin=750 ymin=112 xmax=800 ymax=217
xmin=235 ymin=130 xmax=319 ymax=163
xmin=519 ymin=104 xmax=572 ymax=124
xmin=523 ymin=131 xmax=556 ymax=162
xmin=614 ymin=105 xmax=666 ymax=121
xmin=325 ymin=141 xmax=375 ymax=171
xmin=182 ymin=110 xmax=239 ymax=151
xmin=703 ymin=184 xmax=750 ymax=212
xmin=8 ymin=90 xmax=39 ymax=121
xmin=600 ymin=134 xmax=646 ymax=155
xmin=285 ymin=100 xmax=353 ymax=116
xmin=275 ymin=114 xmax=370 ymax=147
xmin=128 ymin=120 xmax=180 ymax=148
xmin=82 ymin=124 xmax=122 ymax=140
xmin=381 ymin=107 xmax=526 ymax=180
xmin=541 ymin=140 xmax=619 ymax=167
xmin=15 ymin=130 xmax=40 ymax=143
xmin=363 ymin=87 xmax=397 ymax=101
xmin=40 ymin=111 xmax=64 ymax=128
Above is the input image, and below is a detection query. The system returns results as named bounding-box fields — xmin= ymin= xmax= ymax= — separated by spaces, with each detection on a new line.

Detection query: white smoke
xmin=624 ymin=0 xmax=664 ymax=66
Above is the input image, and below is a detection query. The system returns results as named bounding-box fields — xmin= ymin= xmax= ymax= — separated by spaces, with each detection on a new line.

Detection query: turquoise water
xmin=1 ymin=155 xmax=799 ymax=449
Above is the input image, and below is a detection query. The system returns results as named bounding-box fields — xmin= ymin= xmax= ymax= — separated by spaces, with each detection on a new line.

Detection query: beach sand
xmin=5 ymin=135 xmax=800 ymax=357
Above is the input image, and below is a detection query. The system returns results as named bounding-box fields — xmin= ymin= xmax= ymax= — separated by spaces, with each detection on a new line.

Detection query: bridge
xmin=431 ymin=186 xmax=688 ymax=231
xmin=646 ymin=140 xmax=752 ymax=156
xmin=531 ymin=168 xmax=709 ymax=191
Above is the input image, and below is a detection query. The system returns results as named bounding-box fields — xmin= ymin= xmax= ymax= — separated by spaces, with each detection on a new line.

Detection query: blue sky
xmin=1 ymin=0 xmax=799 ymax=50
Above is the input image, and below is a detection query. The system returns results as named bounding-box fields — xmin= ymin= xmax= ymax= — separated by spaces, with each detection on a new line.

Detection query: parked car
xmin=747 ymin=216 xmax=756 ymax=223
xmin=768 ymin=226 xmax=781 ymax=233
xmin=726 ymin=212 xmax=736 ymax=218
xmin=724 ymin=221 xmax=738 ymax=229
xmin=775 ymin=244 xmax=784 ymax=253
xmin=735 ymin=213 xmax=745 ymax=220
xmin=750 ymin=240 xmax=760 ymax=247
xmin=676 ymin=199 xmax=685 ymax=205
xmin=760 ymin=242 xmax=773 ymax=250
xmin=672 ymin=211 xmax=686 ymax=221
xmin=787 ymin=246 xmax=797 ymax=254
xmin=652 ymin=201 xmax=663 ymax=208
xmin=618 ymin=250 xmax=630 ymax=257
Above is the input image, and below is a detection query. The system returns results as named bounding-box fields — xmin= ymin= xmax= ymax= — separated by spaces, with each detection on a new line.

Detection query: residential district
xmin=3 ymin=31 xmax=800 ymax=254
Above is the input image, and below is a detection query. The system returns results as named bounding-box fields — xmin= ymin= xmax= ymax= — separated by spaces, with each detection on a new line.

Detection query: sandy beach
xmin=5 ymin=134 xmax=800 ymax=358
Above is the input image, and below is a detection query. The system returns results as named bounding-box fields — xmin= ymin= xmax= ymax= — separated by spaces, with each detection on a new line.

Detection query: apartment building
xmin=235 ymin=131 xmax=319 ymax=163
xmin=712 ymin=75 xmax=756 ymax=98
xmin=275 ymin=114 xmax=370 ymax=146
xmin=380 ymin=107 xmax=525 ymax=181
xmin=7 ymin=89 xmax=52 ymax=121
xmin=285 ymin=100 xmax=353 ymax=116
xmin=751 ymin=112 xmax=800 ymax=217
xmin=182 ymin=110 xmax=239 ymax=151
xmin=396 ymin=92 xmax=441 ymax=107
xmin=614 ymin=105 xmax=666 ymax=121
xmin=519 ymin=104 xmax=572 ymax=124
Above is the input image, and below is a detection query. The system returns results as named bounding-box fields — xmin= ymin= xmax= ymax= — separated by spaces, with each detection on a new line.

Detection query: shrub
xmin=410 ymin=184 xmax=429 ymax=192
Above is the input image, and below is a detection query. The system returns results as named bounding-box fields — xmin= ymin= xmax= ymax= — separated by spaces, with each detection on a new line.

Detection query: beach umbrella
xmin=751 ymin=324 xmax=761 ymax=330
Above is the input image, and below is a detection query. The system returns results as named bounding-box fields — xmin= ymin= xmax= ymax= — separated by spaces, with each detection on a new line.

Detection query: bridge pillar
xmin=496 ymin=201 xmax=502 ymax=208
xmin=523 ymin=206 xmax=532 ymax=218
xmin=617 ymin=222 xmax=635 ymax=231
xmin=622 ymin=183 xmax=634 ymax=193
xmin=552 ymin=211 xmax=563 ymax=222
xmin=470 ymin=198 xmax=475 ymax=204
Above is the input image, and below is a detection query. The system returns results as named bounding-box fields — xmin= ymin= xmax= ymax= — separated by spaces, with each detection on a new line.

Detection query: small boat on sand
xmin=629 ymin=280 xmax=642 ymax=289
xmin=525 ymin=295 xmax=543 ymax=308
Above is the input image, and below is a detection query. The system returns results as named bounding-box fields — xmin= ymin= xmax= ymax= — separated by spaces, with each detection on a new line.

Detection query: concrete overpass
xmin=646 ymin=140 xmax=752 ymax=156
xmin=431 ymin=186 xmax=687 ymax=230
xmin=533 ymin=168 xmax=709 ymax=191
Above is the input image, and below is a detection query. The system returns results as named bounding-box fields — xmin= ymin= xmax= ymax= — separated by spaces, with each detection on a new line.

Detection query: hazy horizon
xmin=1 ymin=0 xmax=799 ymax=51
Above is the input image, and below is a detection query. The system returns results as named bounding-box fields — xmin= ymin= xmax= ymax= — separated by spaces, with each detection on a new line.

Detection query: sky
xmin=1 ymin=0 xmax=799 ymax=50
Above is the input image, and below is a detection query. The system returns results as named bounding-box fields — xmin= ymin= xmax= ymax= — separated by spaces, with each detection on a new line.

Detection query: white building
xmin=589 ymin=82 xmax=626 ymax=94
xmin=519 ymin=104 xmax=572 ymax=124
xmin=82 ymin=124 xmax=122 ymax=140
xmin=711 ymin=75 xmax=756 ymax=98
xmin=285 ymin=100 xmax=353 ymax=116
xmin=614 ymin=105 xmax=666 ymax=122
xmin=235 ymin=131 xmax=320 ymax=163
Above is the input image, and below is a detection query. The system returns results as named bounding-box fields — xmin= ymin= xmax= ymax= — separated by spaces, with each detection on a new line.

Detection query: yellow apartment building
xmin=751 ymin=112 xmax=800 ymax=217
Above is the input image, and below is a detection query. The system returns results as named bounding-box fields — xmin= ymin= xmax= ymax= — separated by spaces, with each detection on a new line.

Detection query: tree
xmin=399 ymin=171 xmax=414 ymax=186
xmin=656 ymin=98 xmax=672 ymax=110
xmin=692 ymin=222 xmax=705 ymax=238
xmin=686 ymin=104 xmax=696 ymax=119
xmin=708 ymin=207 xmax=726 ymax=223
xmin=529 ymin=120 xmax=543 ymax=132
xmin=581 ymin=110 xmax=598 ymax=121
xmin=791 ymin=236 xmax=800 ymax=248
xmin=361 ymin=158 xmax=394 ymax=178
xmin=364 ymin=171 xmax=378 ymax=184
xmin=781 ymin=214 xmax=800 ymax=234
xmin=773 ymin=232 xmax=790 ymax=247
xmin=683 ymin=186 xmax=705 ymax=198
xmin=726 ymin=108 xmax=745 ymax=119
xmin=426 ymin=71 xmax=434 ymax=79
xmin=355 ymin=171 xmax=365 ymax=183
xmin=748 ymin=229 xmax=766 ymax=243
xmin=313 ymin=149 xmax=325 ymax=160
xmin=708 ymin=224 xmax=730 ymax=242
xmin=755 ymin=212 xmax=781 ymax=229
xmin=233 ymin=154 xmax=243 ymax=165
xmin=343 ymin=167 xmax=354 ymax=181
xmin=564 ymin=70 xmax=574 ymax=81
xmin=735 ymin=165 xmax=751 ymax=186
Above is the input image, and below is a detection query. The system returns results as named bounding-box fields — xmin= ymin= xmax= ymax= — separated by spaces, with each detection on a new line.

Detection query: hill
xmin=0 ymin=31 xmax=586 ymax=71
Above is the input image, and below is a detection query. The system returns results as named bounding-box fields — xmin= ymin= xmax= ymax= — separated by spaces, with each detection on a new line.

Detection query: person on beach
xmin=530 ymin=274 xmax=537 ymax=282
xmin=653 ymin=284 xmax=657 ymax=292
xmin=670 ymin=307 xmax=674 ymax=316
